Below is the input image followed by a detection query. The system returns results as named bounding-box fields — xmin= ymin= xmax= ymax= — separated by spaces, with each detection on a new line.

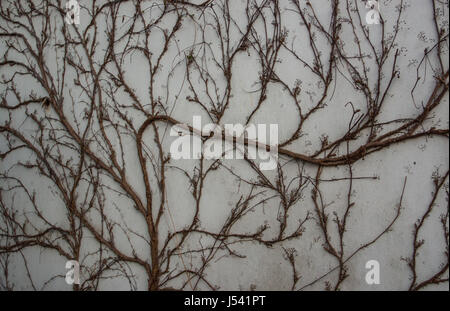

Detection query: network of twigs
xmin=0 ymin=0 xmax=448 ymax=291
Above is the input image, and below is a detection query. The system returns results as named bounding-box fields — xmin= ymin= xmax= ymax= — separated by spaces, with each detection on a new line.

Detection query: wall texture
xmin=0 ymin=0 xmax=448 ymax=291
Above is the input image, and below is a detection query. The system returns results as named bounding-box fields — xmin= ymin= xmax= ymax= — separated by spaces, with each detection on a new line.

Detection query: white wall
xmin=0 ymin=0 xmax=448 ymax=291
